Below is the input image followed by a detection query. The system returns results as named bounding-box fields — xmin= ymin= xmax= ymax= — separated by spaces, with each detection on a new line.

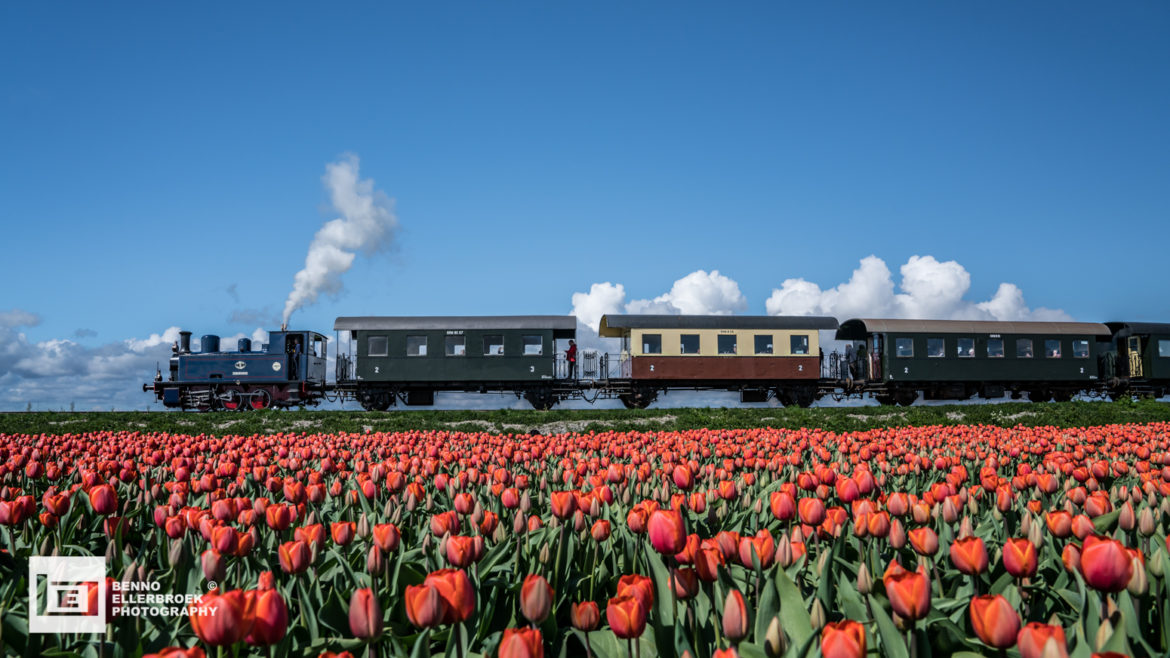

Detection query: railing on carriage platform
xmin=553 ymin=352 xmax=628 ymax=381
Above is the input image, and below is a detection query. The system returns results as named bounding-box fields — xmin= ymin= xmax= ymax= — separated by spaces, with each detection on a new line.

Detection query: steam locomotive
xmin=144 ymin=315 xmax=1170 ymax=411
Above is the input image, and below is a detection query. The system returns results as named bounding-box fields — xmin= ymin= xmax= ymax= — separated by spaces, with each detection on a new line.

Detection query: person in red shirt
xmin=565 ymin=340 xmax=577 ymax=379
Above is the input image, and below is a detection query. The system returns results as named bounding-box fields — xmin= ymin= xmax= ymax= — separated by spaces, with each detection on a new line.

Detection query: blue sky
xmin=1 ymin=3 xmax=1167 ymax=409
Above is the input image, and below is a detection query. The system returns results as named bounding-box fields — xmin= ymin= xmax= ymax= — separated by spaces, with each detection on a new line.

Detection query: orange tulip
xmin=908 ymin=527 xmax=938 ymax=556
xmin=883 ymin=563 xmax=931 ymax=622
xmin=550 ymin=491 xmax=576 ymax=519
xmin=606 ymin=594 xmax=646 ymax=639
xmin=1002 ymin=538 xmax=1037 ymax=579
xmin=950 ymin=536 xmax=988 ymax=575
xmin=330 ymin=521 xmax=355 ymax=546
xmin=615 ymin=574 xmax=655 ymax=612
xmin=969 ymin=595 xmax=1019 ymax=649
xmin=821 ymin=620 xmax=866 ymax=658
xmin=245 ymin=576 xmax=288 ymax=646
xmin=278 ymin=540 xmax=311 ymax=574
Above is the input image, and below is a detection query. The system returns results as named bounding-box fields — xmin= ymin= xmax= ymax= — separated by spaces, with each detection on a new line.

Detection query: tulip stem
xmin=590 ymin=542 xmax=599 ymax=600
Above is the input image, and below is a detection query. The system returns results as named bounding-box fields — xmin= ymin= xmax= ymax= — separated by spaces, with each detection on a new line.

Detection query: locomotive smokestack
xmin=179 ymin=331 xmax=192 ymax=353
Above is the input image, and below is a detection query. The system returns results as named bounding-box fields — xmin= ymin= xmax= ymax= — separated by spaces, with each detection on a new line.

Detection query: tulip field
xmin=3 ymin=421 xmax=1170 ymax=658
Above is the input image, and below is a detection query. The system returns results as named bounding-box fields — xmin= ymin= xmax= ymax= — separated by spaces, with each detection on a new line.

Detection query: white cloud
xmin=765 ymin=254 xmax=1071 ymax=321
xmin=571 ymin=270 xmax=748 ymax=333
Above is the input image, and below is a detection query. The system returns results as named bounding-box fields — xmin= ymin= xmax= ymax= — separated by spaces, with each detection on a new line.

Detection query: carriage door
xmin=870 ymin=335 xmax=883 ymax=380
xmin=1128 ymin=336 xmax=1144 ymax=378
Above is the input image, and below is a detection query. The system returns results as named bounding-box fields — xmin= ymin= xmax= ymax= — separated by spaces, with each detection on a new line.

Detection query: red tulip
xmin=670 ymin=567 xmax=699 ymax=600
xmin=245 ymin=578 xmax=288 ymax=646
xmin=1045 ymin=511 xmax=1072 ymax=538
xmin=348 ymin=588 xmax=382 ymax=639
xmin=372 ymin=523 xmax=400 ymax=552
xmin=591 ymin=519 xmax=611 ymax=542
xmin=520 ymin=574 xmax=553 ymax=624
xmin=798 ymin=498 xmax=826 ymax=526
xmin=265 ymin=504 xmax=293 ymax=531
xmin=606 ymin=594 xmax=646 ymax=639
xmin=189 ymin=589 xmax=256 ymax=647
xmin=672 ymin=465 xmax=694 ymax=491
xmin=570 ymin=601 xmax=600 ymax=631
xmin=1079 ymin=535 xmax=1133 ymax=593
xmin=647 ymin=509 xmax=686 ymax=555
xmin=769 ymin=491 xmax=795 ymax=521
xmin=821 ymin=620 xmax=866 ymax=658
xmin=425 ymin=569 xmax=476 ymax=623
xmin=499 ymin=627 xmax=544 ymax=658
xmin=404 ymin=584 xmax=447 ymax=628
xmin=969 ymin=595 xmax=1020 ymax=649
xmin=445 ymin=535 xmax=477 ymax=568
xmin=88 ymin=484 xmax=117 ymax=515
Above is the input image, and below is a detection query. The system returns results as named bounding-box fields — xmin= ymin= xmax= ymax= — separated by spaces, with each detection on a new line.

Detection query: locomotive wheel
xmin=875 ymin=394 xmax=896 ymax=406
xmin=1051 ymin=389 xmax=1074 ymax=403
xmin=222 ymin=387 xmax=246 ymax=411
xmin=249 ymin=388 xmax=272 ymax=410
xmin=1027 ymin=389 xmax=1052 ymax=403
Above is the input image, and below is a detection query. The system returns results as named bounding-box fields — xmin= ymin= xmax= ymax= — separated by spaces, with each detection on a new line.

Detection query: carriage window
xmin=895 ymin=338 xmax=914 ymax=358
xmin=484 ymin=335 xmax=504 ymax=356
xmin=718 ymin=335 xmax=737 ymax=355
xmin=642 ymin=334 xmax=662 ymax=354
xmin=957 ymin=338 xmax=975 ymax=358
xmin=522 ymin=335 xmax=543 ymax=356
xmin=927 ymin=338 xmax=945 ymax=358
xmin=790 ymin=334 xmax=809 ymax=355
xmin=680 ymin=334 xmax=701 ymax=354
xmin=406 ymin=335 xmax=427 ymax=357
xmin=367 ymin=336 xmax=388 ymax=357
xmin=1073 ymin=340 xmax=1090 ymax=358
xmin=1045 ymin=339 xmax=1062 ymax=358
xmin=445 ymin=335 xmax=466 ymax=356
xmin=987 ymin=338 xmax=1004 ymax=358
xmin=1159 ymin=340 xmax=1170 ymax=358
xmin=754 ymin=334 xmax=773 ymax=355
xmin=1016 ymin=339 xmax=1034 ymax=359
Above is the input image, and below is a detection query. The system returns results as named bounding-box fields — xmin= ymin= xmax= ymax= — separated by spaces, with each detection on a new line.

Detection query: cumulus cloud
xmin=571 ymin=270 xmax=748 ymax=332
xmin=0 ymin=319 xmax=270 ymax=410
xmin=765 ymin=255 xmax=1071 ymax=321
xmin=282 ymin=155 xmax=399 ymax=326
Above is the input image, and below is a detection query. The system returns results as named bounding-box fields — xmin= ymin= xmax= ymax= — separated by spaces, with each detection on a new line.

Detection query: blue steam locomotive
xmin=143 ymin=329 xmax=329 ymax=410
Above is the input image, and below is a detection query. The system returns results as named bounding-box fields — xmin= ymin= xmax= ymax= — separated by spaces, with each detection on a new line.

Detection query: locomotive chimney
xmin=179 ymin=331 xmax=192 ymax=353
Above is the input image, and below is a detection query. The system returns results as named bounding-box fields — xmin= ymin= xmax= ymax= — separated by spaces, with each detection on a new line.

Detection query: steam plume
xmin=282 ymin=155 xmax=398 ymax=326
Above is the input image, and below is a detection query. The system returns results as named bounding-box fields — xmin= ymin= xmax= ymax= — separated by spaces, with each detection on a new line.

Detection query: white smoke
xmin=765 ymin=255 xmax=1071 ymax=321
xmin=282 ymin=155 xmax=398 ymax=326
xmin=571 ymin=270 xmax=748 ymax=332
